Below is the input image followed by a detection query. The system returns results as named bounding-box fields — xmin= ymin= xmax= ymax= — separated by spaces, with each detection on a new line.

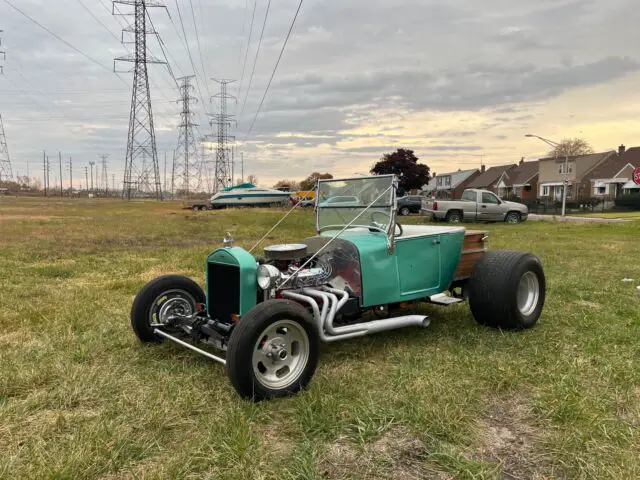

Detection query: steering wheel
xmin=370 ymin=211 xmax=403 ymax=237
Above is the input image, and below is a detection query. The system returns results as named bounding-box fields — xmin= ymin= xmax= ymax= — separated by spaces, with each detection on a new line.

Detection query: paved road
xmin=528 ymin=214 xmax=630 ymax=223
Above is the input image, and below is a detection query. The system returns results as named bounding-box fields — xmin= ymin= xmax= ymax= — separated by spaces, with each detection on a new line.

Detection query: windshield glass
xmin=316 ymin=175 xmax=395 ymax=232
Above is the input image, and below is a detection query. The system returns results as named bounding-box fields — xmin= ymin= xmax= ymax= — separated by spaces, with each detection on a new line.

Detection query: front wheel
xmin=468 ymin=251 xmax=545 ymax=329
xmin=399 ymin=207 xmax=410 ymax=216
xmin=130 ymin=275 xmax=205 ymax=343
xmin=226 ymin=300 xmax=319 ymax=401
xmin=505 ymin=212 xmax=521 ymax=224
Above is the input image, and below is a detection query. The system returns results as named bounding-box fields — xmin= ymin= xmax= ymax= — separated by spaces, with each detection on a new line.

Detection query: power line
xmin=172 ymin=0 xmax=209 ymax=116
xmin=187 ymin=0 xmax=211 ymax=101
xmin=237 ymin=0 xmax=257 ymax=105
xmin=244 ymin=0 xmax=304 ymax=140
xmin=3 ymin=0 xmax=119 ymax=77
xmin=238 ymin=0 xmax=272 ymax=125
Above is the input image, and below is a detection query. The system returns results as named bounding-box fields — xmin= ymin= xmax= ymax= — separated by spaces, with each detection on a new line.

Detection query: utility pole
xmin=241 ymin=152 xmax=244 ymax=183
xmin=89 ymin=161 xmax=95 ymax=192
xmin=210 ymin=79 xmax=236 ymax=193
xmin=173 ymin=75 xmax=199 ymax=199
xmin=43 ymin=151 xmax=47 ymax=196
xmin=46 ymin=155 xmax=50 ymax=194
xmin=0 ymin=114 xmax=13 ymax=182
xmin=69 ymin=156 xmax=72 ymax=194
xmin=163 ymin=151 xmax=167 ymax=195
xmin=171 ymin=150 xmax=176 ymax=196
xmin=85 ymin=166 xmax=89 ymax=191
xmin=58 ymin=152 xmax=63 ymax=196
xmin=114 ymin=0 xmax=165 ymax=200
xmin=112 ymin=173 xmax=116 ymax=193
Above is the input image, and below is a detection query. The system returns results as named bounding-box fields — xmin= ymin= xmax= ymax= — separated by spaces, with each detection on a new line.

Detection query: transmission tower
xmin=172 ymin=76 xmax=200 ymax=198
xmin=99 ymin=154 xmax=109 ymax=194
xmin=114 ymin=0 xmax=165 ymax=200
xmin=210 ymin=79 xmax=236 ymax=192
xmin=0 ymin=114 xmax=12 ymax=182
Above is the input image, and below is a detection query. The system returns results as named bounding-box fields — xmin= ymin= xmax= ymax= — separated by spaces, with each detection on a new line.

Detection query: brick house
xmin=537 ymin=150 xmax=615 ymax=202
xmin=421 ymin=168 xmax=480 ymax=199
xmin=579 ymin=145 xmax=640 ymax=199
xmin=465 ymin=163 xmax=518 ymax=194
xmin=495 ymin=158 xmax=539 ymax=200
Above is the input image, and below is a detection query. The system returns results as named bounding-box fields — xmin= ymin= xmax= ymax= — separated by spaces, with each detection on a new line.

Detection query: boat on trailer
xmin=209 ymin=183 xmax=292 ymax=208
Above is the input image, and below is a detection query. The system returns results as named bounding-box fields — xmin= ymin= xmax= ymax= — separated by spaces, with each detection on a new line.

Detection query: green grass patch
xmin=1 ymin=198 xmax=639 ymax=478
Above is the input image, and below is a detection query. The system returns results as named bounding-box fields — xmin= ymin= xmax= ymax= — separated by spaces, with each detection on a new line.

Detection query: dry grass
xmin=1 ymin=197 xmax=640 ymax=479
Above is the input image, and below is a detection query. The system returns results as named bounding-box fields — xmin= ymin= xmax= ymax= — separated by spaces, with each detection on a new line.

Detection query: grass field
xmin=1 ymin=197 xmax=639 ymax=479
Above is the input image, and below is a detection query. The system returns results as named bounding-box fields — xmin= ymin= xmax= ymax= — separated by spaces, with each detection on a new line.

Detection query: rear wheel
xmin=446 ymin=210 xmax=462 ymax=223
xmin=468 ymin=251 xmax=545 ymax=329
xmin=130 ymin=275 xmax=205 ymax=343
xmin=226 ymin=300 xmax=319 ymax=401
xmin=399 ymin=207 xmax=410 ymax=216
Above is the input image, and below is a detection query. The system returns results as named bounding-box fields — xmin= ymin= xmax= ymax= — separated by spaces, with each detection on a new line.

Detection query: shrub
xmin=614 ymin=194 xmax=640 ymax=210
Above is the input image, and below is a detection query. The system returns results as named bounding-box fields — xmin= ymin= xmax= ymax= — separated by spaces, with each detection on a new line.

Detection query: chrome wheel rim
xmin=252 ymin=319 xmax=310 ymax=390
xmin=508 ymin=214 xmax=519 ymax=224
xmin=449 ymin=214 xmax=460 ymax=223
xmin=517 ymin=271 xmax=539 ymax=316
xmin=151 ymin=289 xmax=196 ymax=325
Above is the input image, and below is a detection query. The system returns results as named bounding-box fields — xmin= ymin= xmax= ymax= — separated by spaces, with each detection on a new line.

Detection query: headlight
xmin=257 ymin=264 xmax=281 ymax=290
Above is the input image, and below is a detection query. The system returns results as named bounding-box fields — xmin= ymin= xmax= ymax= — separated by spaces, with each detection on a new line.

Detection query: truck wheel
xmin=400 ymin=207 xmax=410 ymax=216
xmin=130 ymin=275 xmax=205 ymax=343
xmin=505 ymin=212 xmax=521 ymax=224
xmin=446 ymin=210 xmax=462 ymax=223
xmin=468 ymin=251 xmax=545 ymax=330
xmin=226 ymin=300 xmax=319 ymax=401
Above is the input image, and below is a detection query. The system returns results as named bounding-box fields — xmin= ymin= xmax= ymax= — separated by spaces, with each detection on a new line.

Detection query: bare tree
xmin=247 ymin=174 xmax=259 ymax=185
xmin=273 ymin=179 xmax=300 ymax=191
xmin=548 ymin=138 xmax=594 ymax=157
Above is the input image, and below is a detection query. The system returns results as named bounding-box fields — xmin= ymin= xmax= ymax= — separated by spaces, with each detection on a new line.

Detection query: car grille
xmin=207 ymin=263 xmax=240 ymax=322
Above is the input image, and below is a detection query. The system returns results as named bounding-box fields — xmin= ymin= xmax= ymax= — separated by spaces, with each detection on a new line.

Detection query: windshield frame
xmin=314 ymin=174 xmax=398 ymax=249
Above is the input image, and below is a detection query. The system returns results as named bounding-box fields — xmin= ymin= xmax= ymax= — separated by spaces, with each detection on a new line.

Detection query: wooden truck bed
xmin=454 ymin=230 xmax=488 ymax=280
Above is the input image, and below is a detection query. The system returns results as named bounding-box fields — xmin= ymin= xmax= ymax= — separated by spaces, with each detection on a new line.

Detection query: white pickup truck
xmin=421 ymin=189 xmax=529 ymax=224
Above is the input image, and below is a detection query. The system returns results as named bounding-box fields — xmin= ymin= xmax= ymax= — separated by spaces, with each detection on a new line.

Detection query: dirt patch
xmin=320 ymin=428 xmax=451 ymax=479
xmin=476 ymin=396 xmax=550 ymax=479
xmin=573 ymin=300 xmax=601 ymax=309
xmin=0 ymin=214 xmax=60 ymax=221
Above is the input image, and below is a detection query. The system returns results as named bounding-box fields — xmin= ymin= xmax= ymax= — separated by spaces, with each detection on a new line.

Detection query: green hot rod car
xmin=131 ymin=175 xmax=546 ymax=400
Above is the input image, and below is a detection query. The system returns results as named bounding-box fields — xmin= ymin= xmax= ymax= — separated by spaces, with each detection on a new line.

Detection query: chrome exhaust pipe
xmin=284 ymin=289 xmax=430 ymax=342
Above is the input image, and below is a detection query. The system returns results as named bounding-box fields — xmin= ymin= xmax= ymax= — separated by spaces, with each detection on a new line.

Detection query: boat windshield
xmin=316 ymin=175 xmax=396 ymax=234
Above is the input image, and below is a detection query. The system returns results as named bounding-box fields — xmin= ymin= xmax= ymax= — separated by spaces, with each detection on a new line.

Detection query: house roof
xmin=466 ymin=164 xmax=517 ymax=189
xmin=504 ymin=161 xmax=539 ymax=186
xmin=583 ymin=148 xmax=640 ymax=181
xmin=422 ymin=168 xmax=479 ymax=192
xmin=538 ymin=151 xmax=616 ymax=180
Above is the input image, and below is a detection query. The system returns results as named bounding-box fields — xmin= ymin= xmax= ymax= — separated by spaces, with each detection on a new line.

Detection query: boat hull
xmin=210 ymin=193 xmax=291 ymax=207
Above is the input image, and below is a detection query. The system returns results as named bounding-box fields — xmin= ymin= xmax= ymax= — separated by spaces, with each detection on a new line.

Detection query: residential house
xmin=580 ymin=145 xmax=640 ymax=199
xmin=465 ymin=163 xmax=517 ymax=194
xmin=537 ymin=150 xmax=616 ymax=202
xmin=495 ymin=158 xmax=539 ymax=200
xmin=421 ymin=168 xmax=480 ymax=199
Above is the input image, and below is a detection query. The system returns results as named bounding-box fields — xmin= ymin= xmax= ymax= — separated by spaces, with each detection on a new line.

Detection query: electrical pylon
xmin=113 ymin=0 xmax=165 ymax=200
xmin=0 ymin=114 xmax=12 ymax=182
xmin=99 ymin=154 xmax=109 ymax=195
xmin=210 ymin=79 xmax=236 ymax=192
xmin=172 ymin=76 xmax=199 ymax=199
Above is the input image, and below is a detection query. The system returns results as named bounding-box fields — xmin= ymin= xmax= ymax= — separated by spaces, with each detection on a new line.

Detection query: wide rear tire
xmin=226 ymin=300 xmax=319 ymax=401
xmin=468 ymin=251 xmax=545 ymax=329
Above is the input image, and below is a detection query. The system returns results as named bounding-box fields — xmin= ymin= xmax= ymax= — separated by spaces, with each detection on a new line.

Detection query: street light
xmin=525 ymin=134 xmax=569 ymax=217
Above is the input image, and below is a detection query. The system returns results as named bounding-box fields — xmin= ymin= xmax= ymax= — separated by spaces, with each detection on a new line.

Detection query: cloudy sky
xmin=0 ymin=0 xmax=639 ymax=189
